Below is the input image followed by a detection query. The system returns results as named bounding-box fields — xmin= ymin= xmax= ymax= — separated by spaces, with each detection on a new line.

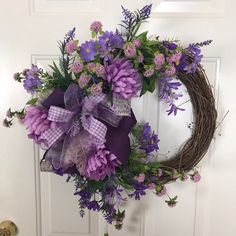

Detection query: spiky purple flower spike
xmin=139 ymin=4 xmax=153 ymax=20
xmin=105 ymin=58 xmax=141 ymax=99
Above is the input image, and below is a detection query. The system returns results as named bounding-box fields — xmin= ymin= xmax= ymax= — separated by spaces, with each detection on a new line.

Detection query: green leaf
xmin=137 ymin=31 xmax=148 ymax=42
xmin=26 ymin=97 xmax=38 ymax=105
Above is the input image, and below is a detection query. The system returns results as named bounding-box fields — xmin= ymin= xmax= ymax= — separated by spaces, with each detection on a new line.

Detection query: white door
xmin=0 ymin=0 xmax=235 ymax=236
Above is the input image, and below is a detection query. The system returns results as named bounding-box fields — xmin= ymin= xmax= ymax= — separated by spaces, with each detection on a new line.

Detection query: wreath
xmin=4 ymin=4 xmax=217 ymax=231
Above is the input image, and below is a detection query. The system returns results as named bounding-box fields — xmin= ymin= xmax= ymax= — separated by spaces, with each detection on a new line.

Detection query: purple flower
xmin=154 ymin=53 xmax=165 ymax=69
xmin=90 ymin=21 xmax=103 ymax=33
xmin=70 ymin=60 xmax=84 ymax=73
xmin=78 ymin=73 xmax=91 ymax=88
xmin=162 ymin=41 xmax=178 ymax=50
xmin=133 ymin=39 xmax=141 ymax=47
xmin=104 ymin=186 xmax=124 ymax=209
xmin=95 ymin=64 xmax=105 ymax=78
xmin=191 ymin=171 xmax=201 ymax=183
xmin=23 ymin=75 xmax=42 ymax=94
xmin=159 ymin=77 xmax=182 ymax=102
xmin=90 ymin=83 xmax=102 ymax=96
xmin=85 ymin=145 xmax=121 ymax=181
xmin=80 ymin=40 xmax=97 ymax=62
xmin=135 ymin=173 xmax=145 ymax=183
xmin=129 ymin=182 xmax=148 ymax=200
xmin=121 ymin=5 xmax=135 ymax=22
xmin=104 ymin=58 xmax=141 ymax=99
xmin=64 ymin=27 xmax=76 ymax=43
xmin=13 ymin=72 xmax=20 ymax=81
xmin=87 ymin=201 xmax=100 ymax=211
xmin=141 ymin=123 xmax=159 ymax=154
xmin=167 ymin=52 xmax=182 ymax=64
xmin=124 ymin=43 xmax=136 ymax=58
xmin=165 ymin=65 xmax=176 ymax=77
xmin=166 ymin=103 xmax=185 ymax=116
xmin=144 ymin=68 xmax=154 ymax=78
xmin=98 ymin=31 xmax=124 ymax=55
xmin=156 ymin=185 xmax=167 ymax=197
xmin=139 ymin=4 xmax=153 ymax=20
xmin=65 ymin=40 xmax=78 ymax=54
xmin=23 ymin=106 xmax=54 ymax=144
xmin=181 ymin=44 xmax=203 ymax=74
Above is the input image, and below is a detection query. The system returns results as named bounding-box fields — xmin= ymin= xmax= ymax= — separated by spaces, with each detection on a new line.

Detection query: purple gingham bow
xmin=40 ymin=88 xmax=107 ymax=150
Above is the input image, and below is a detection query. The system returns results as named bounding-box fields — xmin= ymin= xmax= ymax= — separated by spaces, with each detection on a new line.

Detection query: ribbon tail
xmin=105 ymin=109 xmax=137 ymax=165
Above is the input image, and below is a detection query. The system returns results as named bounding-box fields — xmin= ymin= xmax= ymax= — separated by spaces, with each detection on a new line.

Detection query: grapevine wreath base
xmin=161 ymin=65 xmax=217 ymax=179
xmin=4 ymin=4 xmax=217 ymax=231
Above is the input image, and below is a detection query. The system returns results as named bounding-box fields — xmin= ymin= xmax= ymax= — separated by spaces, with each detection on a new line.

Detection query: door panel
xmin=1 ymin=0 xmax=235 ymax=236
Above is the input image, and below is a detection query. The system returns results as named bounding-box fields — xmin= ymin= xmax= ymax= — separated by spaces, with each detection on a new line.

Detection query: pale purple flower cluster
xmin=70 ymin=60 xmax=84 ymax=73
xmin=23 ymin=106 xmax=55 ymax=144
xmin=90 ymin=83 xmax=102 ymax=96
xmin=124 ymin=43 xmax=136 ymax=58
xmin=90 ymin=21 xmax=103 ymax=33
xmin=22 ymin=65 xmax=42 ymax=94
xmin=85 ymin=145 xmax=121 ymax=181
xmin=65 ymin=40 xmax=78 ymax=54
xmin=144 ymin=68 xmax=154 ymax=78
xmin=105 ymin=58 xmax=141 ymax=99
xmin=78 ymin=74 xmax=91 ymax=88
xmin=154 ymin=53 xmax=165 ymax=69
xmin=191 ymin=171 xmax=201 ymax=183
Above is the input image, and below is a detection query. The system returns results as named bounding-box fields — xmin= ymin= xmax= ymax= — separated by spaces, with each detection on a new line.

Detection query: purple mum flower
xmin=85 ymin=145 xmax=121 ymax=181
xmin=104 ymin=58 xmax=141 ymax=99
xmin=23 ymin=106 xmax=54 ymax=144
xmin=80 ymin=40 xmax=97 ymax=62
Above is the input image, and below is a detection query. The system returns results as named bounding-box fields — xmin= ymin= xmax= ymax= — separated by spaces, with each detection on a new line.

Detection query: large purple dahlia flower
xmin=85 ymin=145 xmax=121 ymax=181
xmin=23 ymin=106 xmax=55 ymax=144
xmin=104 ymin=58 xmax=141 ymax=99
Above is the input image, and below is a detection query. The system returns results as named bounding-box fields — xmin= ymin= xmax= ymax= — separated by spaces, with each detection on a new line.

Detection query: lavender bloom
xmin=182 ymin=44 xmax=203 ymax=74
xmin=139 ymin=4 xmax=152 ymax=20
xmin=105 ymin=58 xmax=141 ymax=99
xmin=80 ymin=40 xmax=97 ymax=62
xmin=162 ymin=41 xmax=178 ymax=50
xmin=191 ymin=40 xmax=212 ymax=48
xmin=158 ymin=77 xmax=182 ymax=103
xmin=87 ymin=201 xmax=100 ymax=211
xmin=141 ymin=123 xmax=159 ymax=154
xmin=85 ymin=145 xmax=121 ymax=181
xmin=121 ymin=6 xmax=134 ymax=22
xmin=129 ymin=182 xmax=148 ymax=200
xmin=23 ymin=106 xmax=54 ymax=144
xmin=104 ymin=187 xmax=124 ymax=209
xmin=158 ymin=77 xmax=185 ymax=115
xmin=167 ymin=103 xmax=185 ymax=116
xmin=65 ymin=27 xmax=76 ymax=43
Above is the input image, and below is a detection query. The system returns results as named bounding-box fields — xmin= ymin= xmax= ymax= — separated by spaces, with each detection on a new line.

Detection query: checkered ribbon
xmin=81 ymin=115 xmax=107 ymax=144
xmin=41 ymin=97 xmax=107 ymax=150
